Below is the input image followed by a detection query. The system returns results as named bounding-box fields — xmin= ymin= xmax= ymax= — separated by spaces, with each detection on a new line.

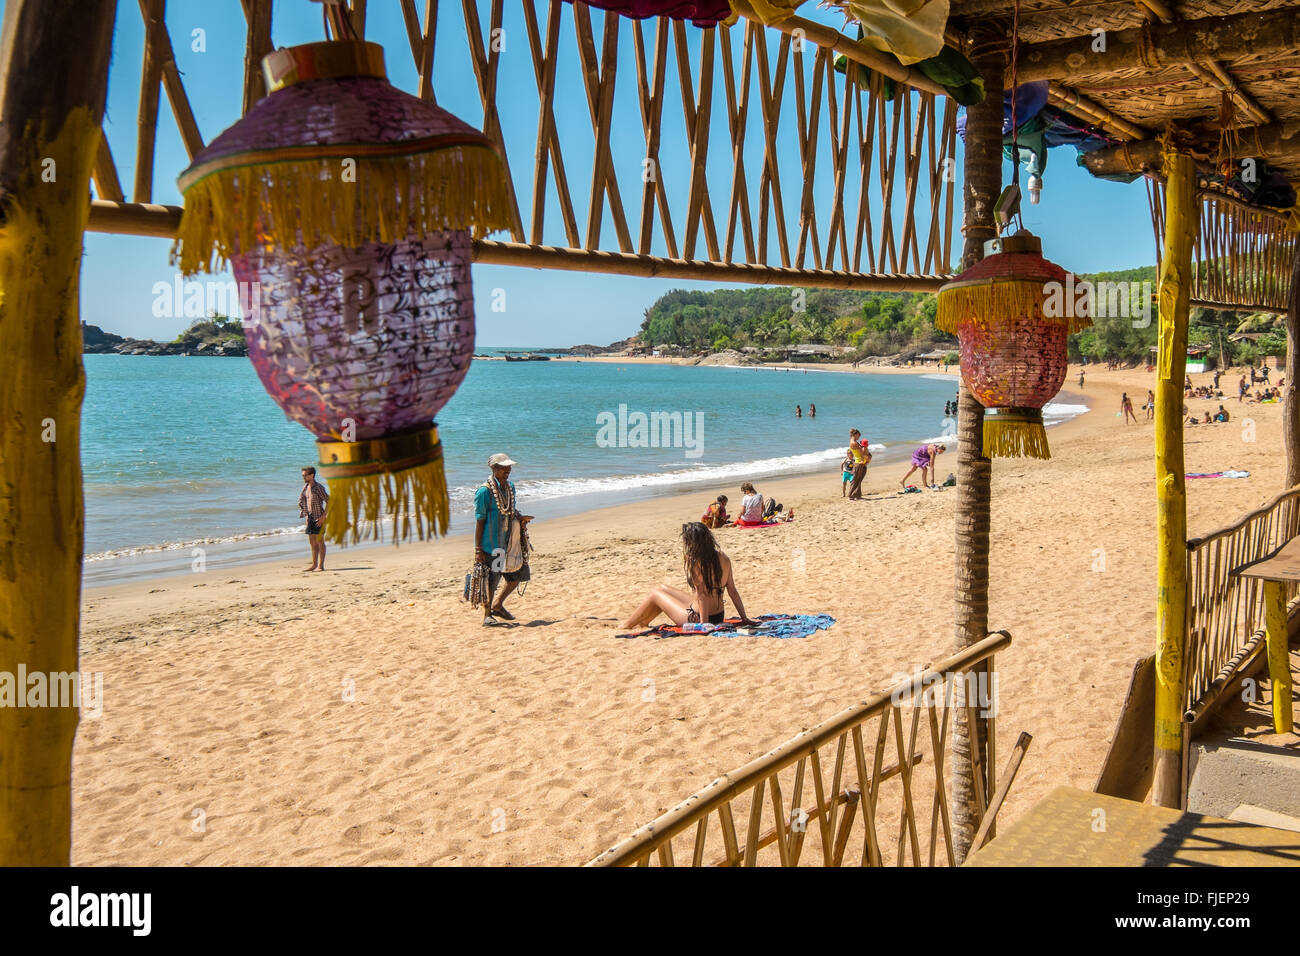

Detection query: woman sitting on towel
xmin=736 ymin=482 xmax=765 ymax=525
xmin=623 ymin=522 xmax=752 ymax=628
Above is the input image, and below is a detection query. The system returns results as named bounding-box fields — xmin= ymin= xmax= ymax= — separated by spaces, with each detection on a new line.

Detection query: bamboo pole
xmin=1153 ymin=148 xmax=1198 ymax=810
xmin=1263 ymin=581 xmax=1293 ymax=734
xmin=949 ymin=21 xmax=1003 ymax=864
xmin=0 ymin=0 xmax=117 ymax=866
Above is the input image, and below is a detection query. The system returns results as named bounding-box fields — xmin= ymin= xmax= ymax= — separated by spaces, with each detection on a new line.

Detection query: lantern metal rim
xmin=316 ymin=425 xmax=443 ymax=479
xmin=981 ymin=407 xmax=1045 ymax=424
xmin=263 ymin=40 xmax=387 ymax=92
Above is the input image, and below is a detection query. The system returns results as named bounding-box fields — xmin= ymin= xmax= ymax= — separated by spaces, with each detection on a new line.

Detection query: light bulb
xmin=1028 ymin=174 xmax=1042 ymax=205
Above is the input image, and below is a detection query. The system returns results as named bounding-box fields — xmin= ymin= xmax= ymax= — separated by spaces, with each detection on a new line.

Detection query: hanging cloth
xmin=564 ymin=0 xmax=734 ymax=27
xmin=846 ymin=0 xmax=949 ymax=65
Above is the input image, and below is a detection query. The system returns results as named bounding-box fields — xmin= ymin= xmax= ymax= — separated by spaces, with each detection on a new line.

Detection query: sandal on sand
xmin=493 ymin=607 xmax=516 ymax=621
xmin=482 ymin=615 xmax=502 ymax=627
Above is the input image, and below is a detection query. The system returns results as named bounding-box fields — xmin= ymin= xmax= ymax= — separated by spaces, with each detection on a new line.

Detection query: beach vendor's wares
xmin=936 ymin=231 xmax=1090 ymax=459
xmin=171 ymin=27 xmax=511 ymax=545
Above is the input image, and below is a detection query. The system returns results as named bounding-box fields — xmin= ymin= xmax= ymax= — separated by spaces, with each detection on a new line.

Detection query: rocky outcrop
xmin=82 ymin=323 xmax=248 ymax=356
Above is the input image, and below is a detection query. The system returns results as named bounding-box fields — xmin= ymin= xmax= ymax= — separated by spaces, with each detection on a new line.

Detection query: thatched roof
xmin=945 ymin=1 xmax=1300 ymax=184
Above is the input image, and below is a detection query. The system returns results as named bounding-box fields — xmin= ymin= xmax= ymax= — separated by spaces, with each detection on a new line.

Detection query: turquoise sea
xmin=82 ymin=351 xmax=1085 ymax=585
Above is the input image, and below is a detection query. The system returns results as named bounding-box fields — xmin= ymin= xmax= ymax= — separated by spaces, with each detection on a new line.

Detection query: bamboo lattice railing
xmin=86 ymin=0 xmax=960 ymax=291
xmin=1183 ymin=486 xmax=1300 ymax=724
xmin=1149 ymin=183 xmax=1299 ymax=314
xmin=587 ymin=632 xmax=1028 ymax=867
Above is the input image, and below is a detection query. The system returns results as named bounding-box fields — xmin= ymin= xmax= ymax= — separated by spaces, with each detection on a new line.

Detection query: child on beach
xmin=701 ymin=495 xmax=730 ymax=528
xmin=841 ymin=453 xmax=854 ymax=496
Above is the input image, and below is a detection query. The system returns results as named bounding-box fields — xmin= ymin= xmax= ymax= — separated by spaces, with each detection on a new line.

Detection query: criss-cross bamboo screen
xmin=1149 ymin=184 xmax=1298 ymax=313
xmin=1183 ymin=487 xmax=1300 ymax=724
xmin=587 ymin=631 xmax=1026 ymax=867
xmin=88 ymin=0 xmax=960 ymax=290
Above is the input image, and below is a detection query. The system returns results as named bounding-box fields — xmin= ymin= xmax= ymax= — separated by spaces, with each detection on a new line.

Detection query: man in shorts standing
xmin=475 ymin=453 xmax=534 ymax=626
xmin=299 ymin=466 xmax=329 ymax=571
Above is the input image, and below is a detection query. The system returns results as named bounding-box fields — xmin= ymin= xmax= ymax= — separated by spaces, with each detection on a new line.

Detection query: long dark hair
xmin=682 ymin=522 xmax=723 ymax=594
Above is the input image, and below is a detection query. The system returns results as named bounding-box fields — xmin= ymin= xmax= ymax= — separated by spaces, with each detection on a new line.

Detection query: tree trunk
xmin=0 ymin=0 xmax=116 ymax=864
xmin=1284 ymin=247 xmax=1300 ymax=489
xmin=950 ymin=23 xmax=1004 ymax=864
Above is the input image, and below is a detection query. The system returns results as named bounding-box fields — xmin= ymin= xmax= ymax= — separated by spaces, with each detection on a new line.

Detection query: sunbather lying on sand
xmin=623 ymin=522 xmax=752 ymax=628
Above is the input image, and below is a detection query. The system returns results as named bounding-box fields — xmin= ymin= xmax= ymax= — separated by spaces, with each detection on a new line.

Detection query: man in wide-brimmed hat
xmin=474 ymin=453 xmax=533 ymax=626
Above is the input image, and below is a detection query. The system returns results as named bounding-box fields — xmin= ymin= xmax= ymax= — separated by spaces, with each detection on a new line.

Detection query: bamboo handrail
xmin=83 ymin=200 xmax=955 ymax=291
xmin=585 ymin=631 xmax=1012 ymax=867
xmin=1186 ymin=485 xmax=1300 ymax=549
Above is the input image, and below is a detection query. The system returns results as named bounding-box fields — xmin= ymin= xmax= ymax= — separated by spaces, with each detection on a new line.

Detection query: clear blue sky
xmin=73 ymin=0 xmax=1158 ymax=346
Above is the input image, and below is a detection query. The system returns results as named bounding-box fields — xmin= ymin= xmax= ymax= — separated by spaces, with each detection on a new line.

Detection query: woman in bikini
xmin=623 ymin=522 xmax=752 ymax=629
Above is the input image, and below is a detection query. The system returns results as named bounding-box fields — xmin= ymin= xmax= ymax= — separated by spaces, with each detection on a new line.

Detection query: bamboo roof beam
xmin=1014 ymin=8 xmax=1300 ymax=84
xmin=730 ymin=0 xmax=948 ymax=98
xmin=1079 ymin=122 xmax=1300 ymax=177
xmin=1130 ymin=0 xmax=1273 ymax=137
xmin=1045 ymin=83 xmax=1147 ymax=140
xmin=1186 ymin=59 xmax=1271 ymax=128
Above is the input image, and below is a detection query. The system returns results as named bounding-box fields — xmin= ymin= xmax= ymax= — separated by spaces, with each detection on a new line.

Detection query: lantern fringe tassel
xmin=323 ymin=457 xmax=450 ymax=546
xmin=936 ymin=279 xmax=1092 ymax=335
xmin=172 ymin=145 xmax=513 ymax=275
xmin=983 ymin=418 xmax=1051 ymax=460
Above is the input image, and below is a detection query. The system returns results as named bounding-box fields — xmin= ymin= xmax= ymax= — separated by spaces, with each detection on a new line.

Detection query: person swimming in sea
xmin=623 ymin=522 xmax=752 ymax=628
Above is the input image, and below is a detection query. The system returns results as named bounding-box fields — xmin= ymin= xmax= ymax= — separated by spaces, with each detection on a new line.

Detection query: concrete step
xmin=1227 ymin=804 xmax=1300 ymax=833
xmin=1188 ymin=730 xmax=1300 ymax=820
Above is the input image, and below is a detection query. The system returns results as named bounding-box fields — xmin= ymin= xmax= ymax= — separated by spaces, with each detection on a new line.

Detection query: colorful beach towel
xmin=616 ymin=613 xmax=835 ymax=640
xmin=1186 ymin=470 xmax=1251 ymax=479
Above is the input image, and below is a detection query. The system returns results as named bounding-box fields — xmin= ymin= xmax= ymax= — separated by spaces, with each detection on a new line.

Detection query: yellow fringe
xmin=936 ymin=279 xmax=1093 ymax=336
xmin=983 ymin=418 xmax=1051 ymax=459
xmin=172 ymin=145 xmax=512 ymax=274
xmin=322 ymin=455 xmax=449 ymax=546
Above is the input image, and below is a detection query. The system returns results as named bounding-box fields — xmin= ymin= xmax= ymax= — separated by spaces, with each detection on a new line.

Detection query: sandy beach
xmin=73 ymin=362 xmax=1286 ymax=865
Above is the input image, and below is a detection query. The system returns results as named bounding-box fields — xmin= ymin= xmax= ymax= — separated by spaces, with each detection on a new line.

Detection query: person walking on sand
xmin=847 ymin=428 xmax=871 ymax=500
xmin=1121 ymin=392 xmax=1137 ymax=424
xmin=474 ymin=453 xmax=534 ymax=626
xmin=900 ymin=443 xmax=945 ymax=490
xmin=299 ymin=466 xmax=329 ymax=571
xmin=623 ymin=522 xmax=752 ymax=628
xmin=1145 ymin=389 xmax=1155 ymax=421
xmin=1239 ymin=375 xmax=1248 ymax=403
xmin=1078 ymin=369 xmax=1085 ymax=389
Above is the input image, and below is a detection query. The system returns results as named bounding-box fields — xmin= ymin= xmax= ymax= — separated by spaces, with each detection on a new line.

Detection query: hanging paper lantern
xmin=936 ymin=232 xmax=1090 ymax=459
xmin=172 ymin=39 xmax=511 ymax=544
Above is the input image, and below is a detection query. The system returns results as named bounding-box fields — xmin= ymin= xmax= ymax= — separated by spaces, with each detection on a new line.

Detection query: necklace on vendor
xmin=486 ymin=475 xmax=515 ymax=515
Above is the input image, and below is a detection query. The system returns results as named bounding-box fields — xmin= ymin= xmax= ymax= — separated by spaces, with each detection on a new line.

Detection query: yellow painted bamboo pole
xmin=0 ymin=0 xmax=117 ymax=865
xmin=1264 ymin=581 xmax=1294 ymax=734
xmin=1152 ymin=148 xmax=1198 ymax=809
